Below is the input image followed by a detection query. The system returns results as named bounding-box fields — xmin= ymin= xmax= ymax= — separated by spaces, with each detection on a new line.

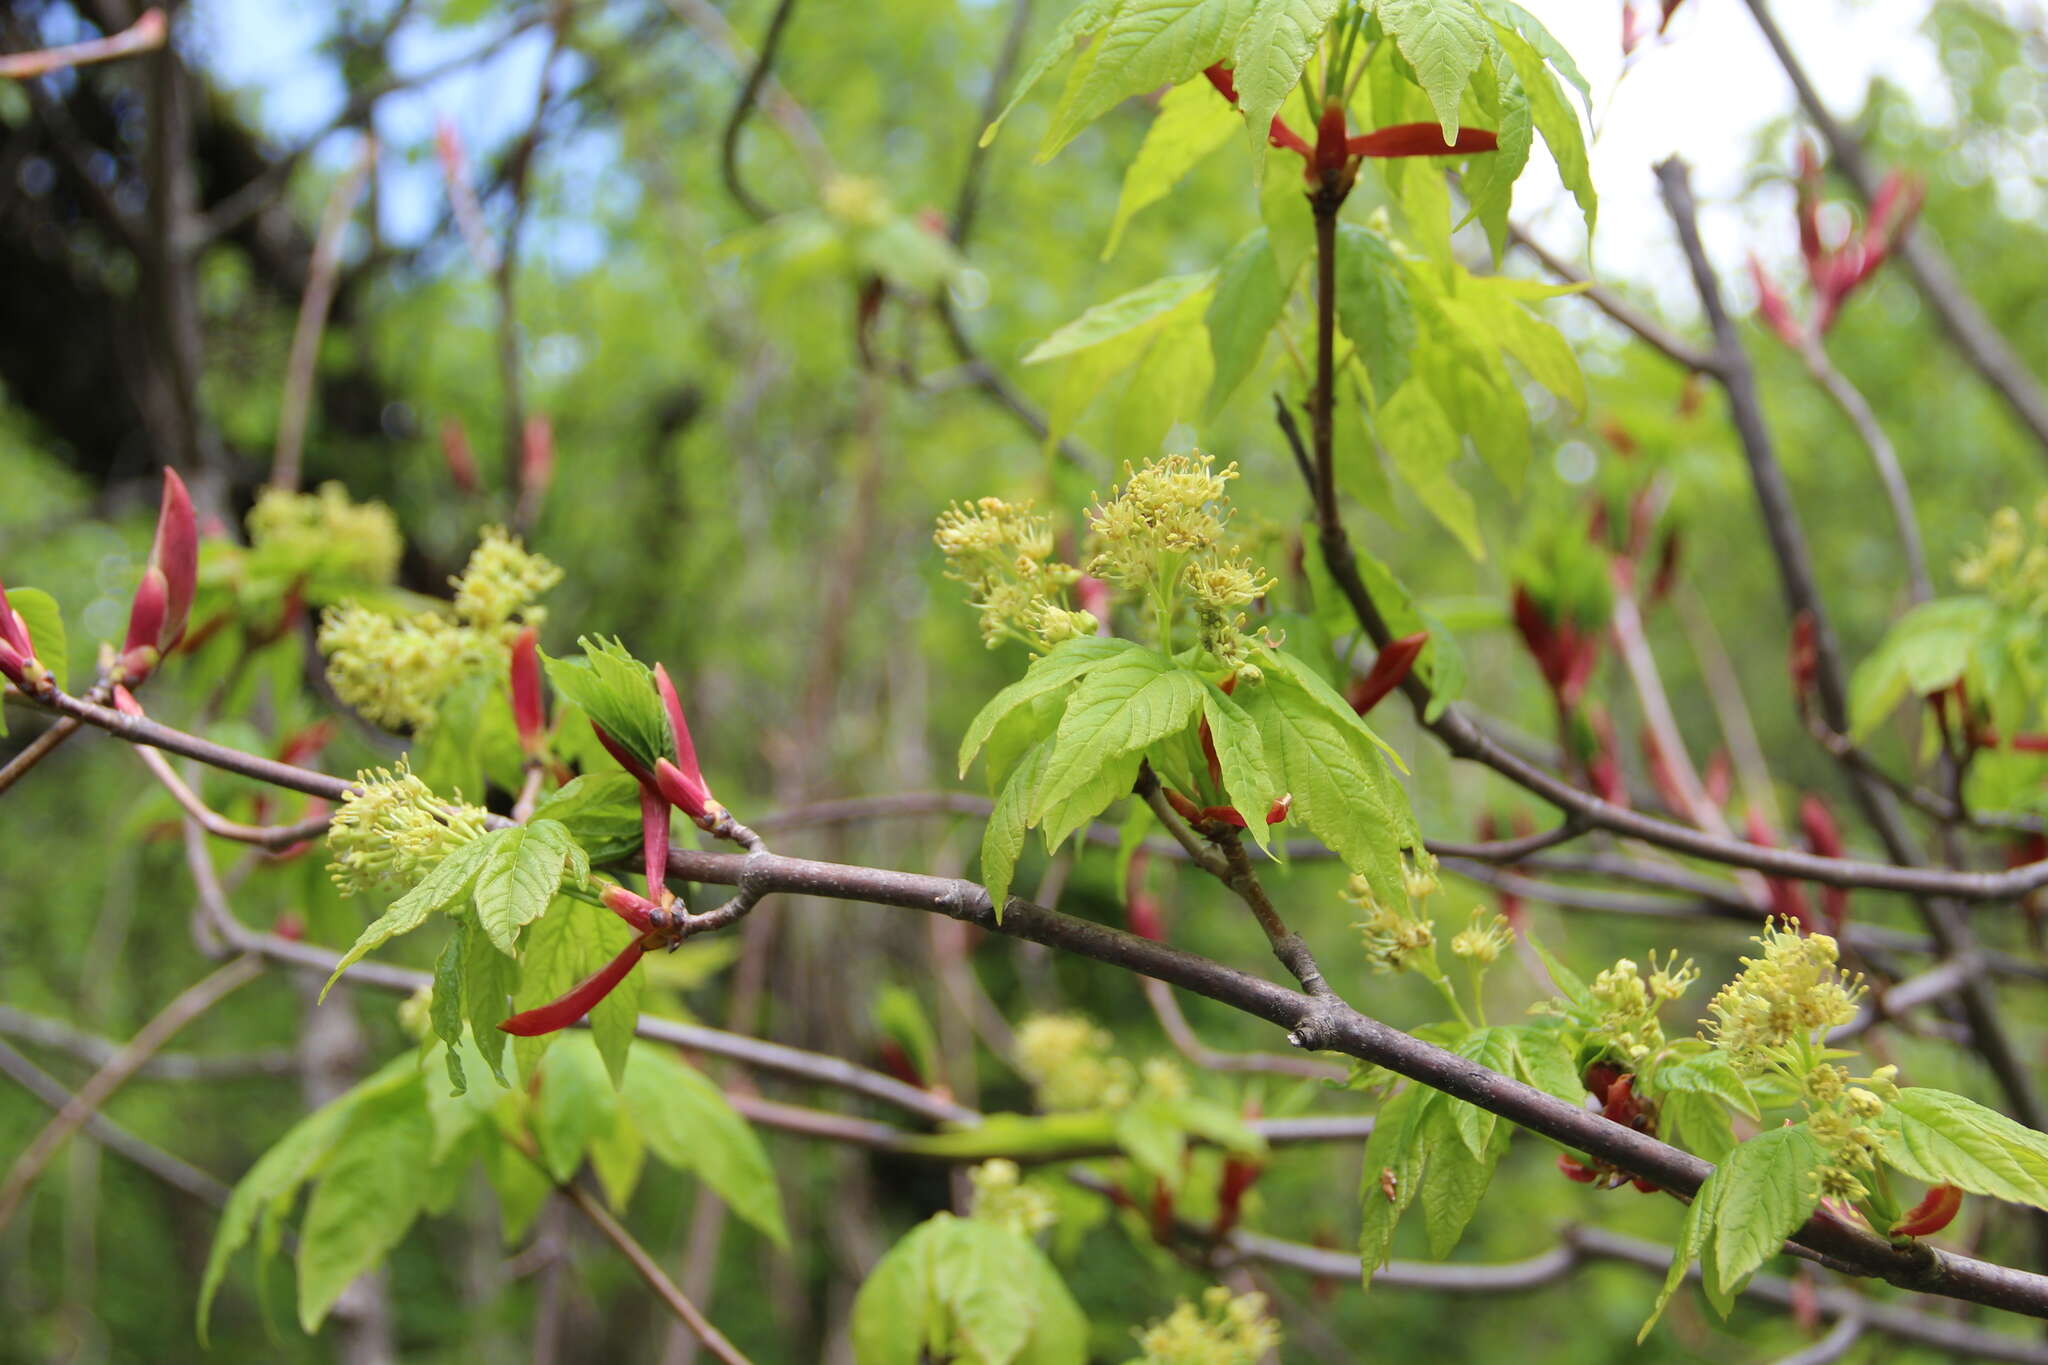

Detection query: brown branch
xmin=718 ymin=0 xmax=800 ymax=222
xmin=1652 ymin=157 xmax=2048 ymax=1159
xmin=0 ymin=1006 xmax=293 ymax=1081
xmin=198 ymin=16 xmax=545 ymax=244
xmin=1797 ymin=337 xmax=1931 ymax=603
xmin=0 ymin=954 xmax=263 ymax=1233
xmin=557 ymin=1178 xmax=753 ymax=1364
xmin=1233 ymin=1224 xmax=2048 ymax=1364
xmin=631 ymin=841 xmax=2048 ymax=1318
xmin=0 ymin=1038 xmax=235 ymax=1210
xmin=271 ymin=137 xmax=377 ymax=493
xmin=1508 ymin=222 xmax=1716 ymax=373
xmin=0 ymin=7 xmax=164 ymax=79
xmin=129 ymin=737 xmax=332 ymax=850
xmin=1739 ymin=0 xmax=2048 ymax=463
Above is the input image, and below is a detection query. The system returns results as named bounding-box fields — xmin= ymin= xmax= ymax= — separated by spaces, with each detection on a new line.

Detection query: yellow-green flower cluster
xmin=326 ymin=761 xmax=489 ymax=896
xmin=320 ymin=527 xmax=559 ymax=732
xmin=1085 ymin=453 xmax=1274 ymax=669
xmin=1132 ymin=1288 xmax=1282 ymax=1365
xmin=1344 ymin=871 xmax=1436 ymax=975
xmin=1804 ymin=1063 xmax=1899 ymax=1201
xmin=1575 ymin=952 xmax=1697 ymax=1065
xmin=1704 ymin=922 xmax=1863 ymax=1073
xmin=1014 ymin=1013 xmax=1134 ymax=1111
xmin=1954 ymin=498 xmax=2048 ymax=614
xmin=1450 ymin=908 xmax=1514 ymax=965
xmin=319 ymin=608 xmax=496 ymax=731
xmin=451 ymin=525 xmax=563 ymax=633
xmin=967 ymin=1159 xmax=1056 ymax=1238
xmin=246 ymin=482 xmax=403 ymax=586
xmin=934 ymin=497 xmax=1095 ymax=651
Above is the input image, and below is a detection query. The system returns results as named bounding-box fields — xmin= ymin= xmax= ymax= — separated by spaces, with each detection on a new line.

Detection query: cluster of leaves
xmin=1852 ymin=499 xmax=2048 ymax=813
xmin=1356 ymin=926 xmax=2048 ymax=1333
xmin=198 ymin=1036 xmax=784 ymax=1339
xmin=962 ymin=623 xmax=1420 ymax=915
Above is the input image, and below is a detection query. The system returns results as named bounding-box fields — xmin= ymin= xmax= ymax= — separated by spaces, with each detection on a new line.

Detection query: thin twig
xmin=0 ymin=7 xmax=164 ymax=79
xmin=130 ymin=739 xmax=331 ymax=850
xmin=1740 ymin=0 xmax=2048 ymax=462
xmin=1798 ymin=338 xmax=1931 ymax=603
xmin=558 ymin=1178 xmax=754 ymax=1364
xmin=0 ymin=1006 xmax=293 ymax=1081
xmin=271 ymin=137 xmax=377 ymax=493
xmin=718 ymin=0 xmax=800 ymax=222
xmin=1508 ymin=221 xmax=1716 ymax=373
xmin=0 ymin=1038 xmax=235 ymax=1209
xmin=0 ymin=954 xmax=263 ymax=1233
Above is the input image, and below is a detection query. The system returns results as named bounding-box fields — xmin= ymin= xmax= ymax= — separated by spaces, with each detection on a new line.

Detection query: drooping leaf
xmin=1030 ymin=650 xmax=1203 ymax=820
xmin=1229 ymin=0 xmax=1341 ymax=162
xmin=851 ymin=1213 xmax=1086 ymax=1365
xmin=529 ymin=773 xmax=644 ymax=863
xmin=622 ymin=1043 xmax=789 ymax=1247
xmin=984 ymin=737 xmax=1053 ymax=921
xmin=1238 ymin=649 xmax=1417 ymax=908
xmin=1359 ymin=1083 xmax=1438 ymax=1279
xmin=1643 ymin=1124 xmax=1825 ymax=1336
xmin=1477 ymin=0 xmax=1592 ymax=111
xmin=1419 ymin=1089 xmax=1508 ymax=1257
xmin=959 ymin=636 xmax=1144 ymax=777
xmin=1377 ymin=0 xmax=1493 ymax=142
xmin=1206 ymin=230 xmax=1294 ymax=416
xmin=1456 ymin=54 xmax=1533 ymax=262
xmin=431 ymin=931 xmax=469 ymax=1094
xmin=1492 ymin=22 xmax=1596 ymax=237
xmin=1333 ymin=223 xmax=1416 ymax=401
xmin=540 ymin=636 xmax=670 ymax=774
xmin=1850 ymin=598 xmax=1998 ymax=738
xmin=8 ymin=587 xmax=67 ymax=692
xmin=1199 ymin=681 xmax=1282 ymax=851
xmin=532 ymin=1032 xmax=620 ymax=1183
xmin=295 ymin=1082 xmax=436 ymax=1333
xmin=474 ymin=819 xmax=580 ymax=956
xmin=1036 ymin=747 xmax=1142 ymax=853
xmin=1038 ymin=0 xmax=1258 ymax=161
xmin=1876 ymin=1087 xmax=2048 ymax=1209
xmin=1105 ymin=77 xmax=1240 ymax=258
xmin=1373 ymin=379 xmax=1485 ymax=560
xmin=197 ymin=1054 xmax=416 ymax=1341
xmin=1111 ymin=311 xmax=1212 ymax=457
xmin=511 ymin=895 xmax=643 ymax=1084
xmin=1116 ymin=1097 xmax=1189 ymax=1186
xmin=321 ymin=833 xmax=499 ymax=1001
xmin=1023 ymin=271 xmax=1215 ymax=365
xmin=979 ymin=0 xmax=1124 ymax=147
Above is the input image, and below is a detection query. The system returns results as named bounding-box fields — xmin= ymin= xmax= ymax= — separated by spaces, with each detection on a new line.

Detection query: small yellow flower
xmin=1133 ymin=1288 xmax=1282 ymax=1365
xmin=968 ymin=1159 xmax=1057 ymax=1237
xmin=326 ymin=761 xmax=489 ymax=896
xmin=1014 ymin=1013 xmax=1134 ymax=1111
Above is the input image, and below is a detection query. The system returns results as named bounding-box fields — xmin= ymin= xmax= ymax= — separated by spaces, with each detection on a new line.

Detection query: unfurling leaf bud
xmin=1749 ymin=256 xmax=1804 ymax=348
xmin=1891 ymin=1183 xmax=1962 ymax=1238
xmin=118 ymin=469 xmax=200 ymax=684
xmin=510 ymin=626 xmax=545 ymax=756
xmin=151 ymin=468 xmax=198 ymax=653
xmin=1348 ymin=632 xmax=1427 ymax=715
xmin=602 ymin=882 xmax=659 ymax=933
xmin=654 ymin=757 xmax=712 ymax=822
xmin=1346 ymin=123 xmax=1500 ymax=158
xmin=440 ymin=417 xmax=480 ymax=494
xmin=1789 ymin=611 xmax=1819 ymax=707
xmin=498 ymin=937 xmax=649 ymax=1036
xmin=520 ymin=414 xmax=555 ymax=504
xmin=119 ymin=565 xmax=169 ymax=680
